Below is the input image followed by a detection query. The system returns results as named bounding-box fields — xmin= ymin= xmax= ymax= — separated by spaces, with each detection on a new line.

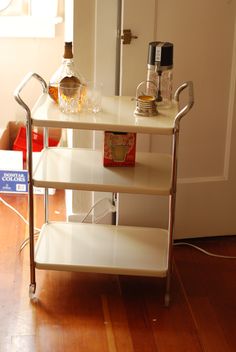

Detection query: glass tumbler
xmin=58 ymin=82 xmax=82 ymax=114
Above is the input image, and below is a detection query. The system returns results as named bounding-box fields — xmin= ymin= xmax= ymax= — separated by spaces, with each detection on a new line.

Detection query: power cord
xmin=0 ymin=196 xmax=40 ymax=252
xmin=1 ymin=195 xmax=235 ymax=259
xmin=19 ymin=232 xmax=40 ymax=252
xmin=174 ymin=241 xmax=236 ymax=259
xmin=0 ymin=196 xmax=40 ymax=232
xmin=0 ymin=195 xmax=116 ymax=251
xmin=80 ymin=197 xmax=116 ymax=223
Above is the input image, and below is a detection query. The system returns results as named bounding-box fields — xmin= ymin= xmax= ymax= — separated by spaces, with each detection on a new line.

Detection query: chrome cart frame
xmin=14 ymin=73 xmax=48 ymax=297
xmin=14 ymin=72 xmax=193 ymax=306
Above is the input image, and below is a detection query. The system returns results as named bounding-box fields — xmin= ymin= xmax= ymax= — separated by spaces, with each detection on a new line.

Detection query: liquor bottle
xmin=48 ymin=42 xmax=85 ymax=103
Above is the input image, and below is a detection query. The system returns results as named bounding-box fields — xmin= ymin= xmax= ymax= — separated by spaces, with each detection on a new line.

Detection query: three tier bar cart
xmin=14 ymin=73 xmax=194 ymax=306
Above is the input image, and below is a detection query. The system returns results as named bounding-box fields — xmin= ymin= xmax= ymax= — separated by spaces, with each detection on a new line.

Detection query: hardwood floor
xmin=0 ymin=191 xmax=235 ymax=351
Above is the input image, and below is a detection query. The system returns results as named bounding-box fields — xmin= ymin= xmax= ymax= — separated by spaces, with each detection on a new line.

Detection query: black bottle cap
xmin=147 ymin=42 xmax=158 ymax=66
xmin=147 ymin=41 xmax=173 ymax=67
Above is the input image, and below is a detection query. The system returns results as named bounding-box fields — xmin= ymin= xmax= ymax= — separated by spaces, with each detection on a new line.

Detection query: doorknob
xmin=120 ymin=29 xmax=138 ymax=45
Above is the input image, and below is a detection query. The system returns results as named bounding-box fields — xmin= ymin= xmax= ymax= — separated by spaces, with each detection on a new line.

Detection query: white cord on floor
xmin=1 ymin=195 xmax=115 ymax=251
xmin=0 ymin=196 xmax=40 ymax=232
xmin=174 ymin=241 xmax=236 ymax=259
xmin=0 ymin=196 xmax=41 ymax=252
xmin=19 ymin=231 xmax=40 ymax=251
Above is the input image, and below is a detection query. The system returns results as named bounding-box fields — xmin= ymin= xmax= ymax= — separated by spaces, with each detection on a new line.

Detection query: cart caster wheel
xmin=164 ymin=293 xmax=170 ymax=307
xmin=29 ymin=284 xmax=37 ymax=302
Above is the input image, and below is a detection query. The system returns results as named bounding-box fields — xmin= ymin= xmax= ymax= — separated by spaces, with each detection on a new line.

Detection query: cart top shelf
xmin=31 ymin=94 xmax=179 ymax=134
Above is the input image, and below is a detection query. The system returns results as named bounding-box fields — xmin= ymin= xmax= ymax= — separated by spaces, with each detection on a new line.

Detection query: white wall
xmin=68 ymin=0 xmax=119 ymax=222
xmin=73 ymin=0 xmax=95 ymax=82
xmin=0 ymin=1 xmax=65 ymax=129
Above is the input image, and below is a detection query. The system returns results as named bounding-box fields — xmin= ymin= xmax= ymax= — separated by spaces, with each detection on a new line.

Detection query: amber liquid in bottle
xmin=48 ymin=85 xmax=59 ymax=103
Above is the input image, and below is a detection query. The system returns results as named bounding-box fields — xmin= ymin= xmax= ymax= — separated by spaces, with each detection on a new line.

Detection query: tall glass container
xmin=147 ymin=41 xmax=174 ymax=108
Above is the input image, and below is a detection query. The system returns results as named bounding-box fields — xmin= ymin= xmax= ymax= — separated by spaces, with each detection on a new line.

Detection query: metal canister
xmin=134 ymin=80 xmax=158 ymax=117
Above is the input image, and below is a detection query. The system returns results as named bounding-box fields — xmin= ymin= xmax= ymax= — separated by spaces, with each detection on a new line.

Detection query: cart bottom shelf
xmin=35 ymin=222 xmax=169 ymax=277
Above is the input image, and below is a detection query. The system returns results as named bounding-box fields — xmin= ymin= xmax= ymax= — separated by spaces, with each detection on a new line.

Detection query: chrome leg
xmin=112 ymin=192 xmax=118 ymax=225
xmin=165 ymin=192 xmax=176 ymax=307
xmin=165 ymin=130 xmax=179 ymax=306
xmin=27 ymin=119 xmax=36 ymax=297
xmin=14 ymin=73 xmax=48 ymax=300
xmin=43 ymin=127 xmax=49 ymax=223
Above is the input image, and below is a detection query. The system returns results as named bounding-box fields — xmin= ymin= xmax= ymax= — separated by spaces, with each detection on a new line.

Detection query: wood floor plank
xmin=34 ymin=270 xmax=118 ymax=351
xmin=118 ymin=276 xmax=160 ymax=352
xmin=151 ymin=276 xmax=203 ymax=351
xmin=174 ymin=238 xmax=236 ymax=352
xmin=1 ymin=192 xmax=236 ymax=351
xmin=104 ymin=291 xmax=135 ymax=352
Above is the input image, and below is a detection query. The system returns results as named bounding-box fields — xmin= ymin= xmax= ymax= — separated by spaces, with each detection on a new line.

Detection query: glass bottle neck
xmin=62 ymin=58 xmax=74 ymax=64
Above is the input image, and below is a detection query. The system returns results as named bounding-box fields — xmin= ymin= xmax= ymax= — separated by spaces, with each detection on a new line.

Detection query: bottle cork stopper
xmin=64 ymin=42 xmax=73 ymax=59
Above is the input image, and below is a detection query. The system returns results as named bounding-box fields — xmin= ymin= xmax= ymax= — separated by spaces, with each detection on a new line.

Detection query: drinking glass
xmin=84 ymin=81 xmax=103 ymax=113
xmin=58 ymin=82 xmax=82 ymax=114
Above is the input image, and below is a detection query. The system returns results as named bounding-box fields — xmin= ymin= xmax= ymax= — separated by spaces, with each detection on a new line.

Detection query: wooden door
xmin=119 ymin=0 xmax=236 ymax=238
xmin=74 ymin=0 xmax=236 ymax=238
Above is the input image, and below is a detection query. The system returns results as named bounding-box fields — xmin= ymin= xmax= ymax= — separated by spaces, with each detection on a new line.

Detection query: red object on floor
xmin=13 ymin=126 xmax=58 ymax=161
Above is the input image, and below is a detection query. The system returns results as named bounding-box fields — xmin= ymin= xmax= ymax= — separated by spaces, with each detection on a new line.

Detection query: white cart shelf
xmin=14 ymin=72 xmax=194 ymax=306
xmin=35 ymin=222 xmax=168 ymax=277
xmin=33 ymin=148 xmax=172 ymax=195
xmin=31 ymin=94 xmax=178 ymax=133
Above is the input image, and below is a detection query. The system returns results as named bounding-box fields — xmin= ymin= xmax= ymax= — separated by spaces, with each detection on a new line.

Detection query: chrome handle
xmin=14 ymin=72 xmax=47 ymax=120
xmin=173 ymin=81 xmax=194 ymax=129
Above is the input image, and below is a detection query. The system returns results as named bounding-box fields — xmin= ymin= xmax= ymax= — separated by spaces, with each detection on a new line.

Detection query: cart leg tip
xmin=164 ymin=293 xmax=170 ymax=307
xmin=29 ymin=283 xmax=37 ymax=302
